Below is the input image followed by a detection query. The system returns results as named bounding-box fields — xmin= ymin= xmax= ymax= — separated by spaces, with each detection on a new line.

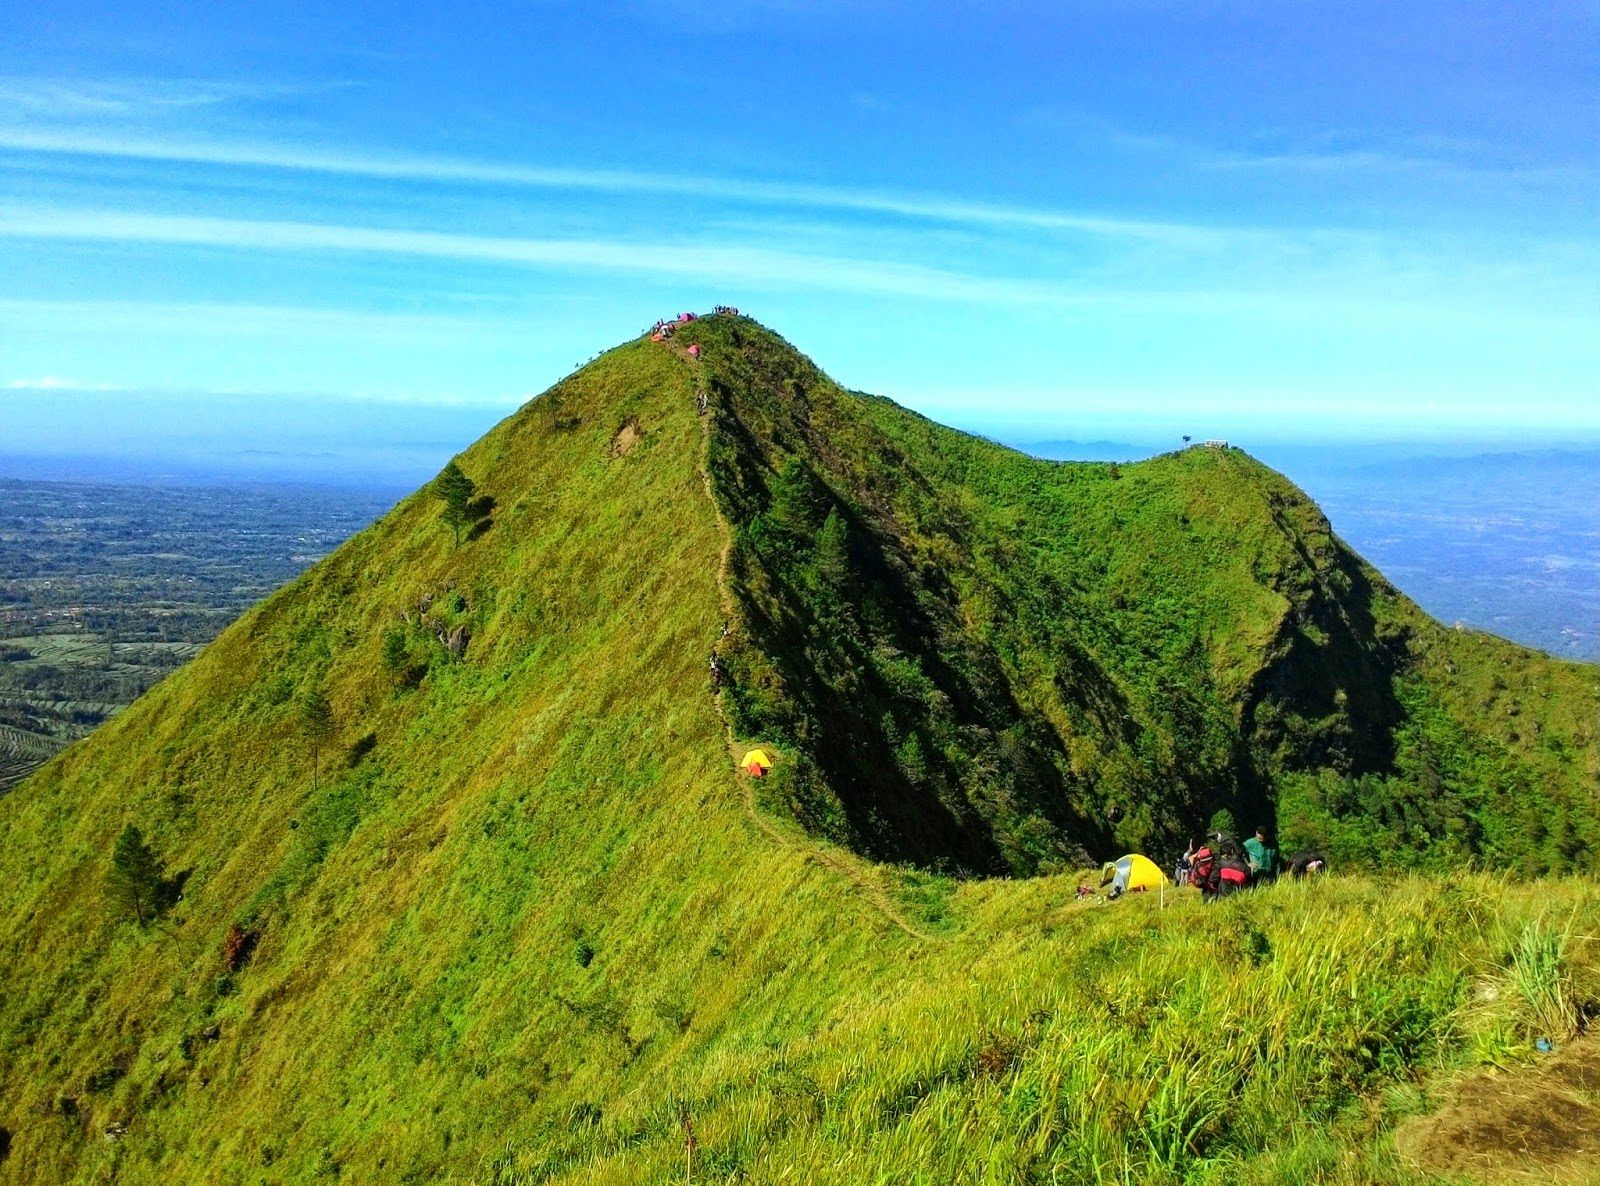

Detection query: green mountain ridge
xmin=0 ymin=315 xmax=1595 ymax=1184
xmin=696 ymin=318 xmax=1596 ymax=873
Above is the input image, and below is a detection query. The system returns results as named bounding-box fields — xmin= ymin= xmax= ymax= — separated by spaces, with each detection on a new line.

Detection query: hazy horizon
xmin=5 ymin=412 xmax=1594 ymax=663
xmin=3 ymin=0 xmax=1597 ymax=446
xmin=4 ymin=379 xmax=1598 ymax=490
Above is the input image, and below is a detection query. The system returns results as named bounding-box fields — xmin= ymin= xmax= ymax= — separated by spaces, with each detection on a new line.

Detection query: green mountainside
xmin=698 ymin=318 xmax=1596 ymax=873
xmin=0 ymin=316 xmax=1595 ymax=1184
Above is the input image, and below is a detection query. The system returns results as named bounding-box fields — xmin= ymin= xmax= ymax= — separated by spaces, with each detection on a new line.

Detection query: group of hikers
xmin=1178 ymin=827 xmax=1327 ymax=900
xmin=649 ymin=317 xmax=687 ymax=341
xmin=648 ymin=306 xmax=741 ymax=342
xmin=1084 ymin=826 xmax=1329 ymax=904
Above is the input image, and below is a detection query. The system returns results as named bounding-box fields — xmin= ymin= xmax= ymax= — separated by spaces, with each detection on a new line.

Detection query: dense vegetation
xmin=692 ymin=318 xmax=1596 ymax=874
xmin=0 ymin=317 xmax=1594 ymax=1184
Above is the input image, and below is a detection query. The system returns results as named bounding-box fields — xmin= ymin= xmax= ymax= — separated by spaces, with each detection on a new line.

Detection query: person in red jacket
xmin=1192 ymin=832 xmax=1251 ymax=900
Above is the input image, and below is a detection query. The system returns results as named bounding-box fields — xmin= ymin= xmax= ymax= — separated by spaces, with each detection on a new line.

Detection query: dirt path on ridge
xmin=682 ymin=344 xmax=941 ymax=945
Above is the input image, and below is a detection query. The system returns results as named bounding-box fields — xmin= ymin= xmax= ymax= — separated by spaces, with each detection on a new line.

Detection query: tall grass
xmin=1505 ymin=915 xmax=1580 ymax=1040
xmin=473 ymin=876 xmax=1597 ymax=1186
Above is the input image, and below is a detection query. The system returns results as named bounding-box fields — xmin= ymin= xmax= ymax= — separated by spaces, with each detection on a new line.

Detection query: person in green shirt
xmin=1244 ymin=826 xmax=1279 ymax=883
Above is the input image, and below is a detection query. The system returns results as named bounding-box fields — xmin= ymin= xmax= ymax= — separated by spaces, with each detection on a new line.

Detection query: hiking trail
xmin=684 ymin=340 xmax=943 ymax=945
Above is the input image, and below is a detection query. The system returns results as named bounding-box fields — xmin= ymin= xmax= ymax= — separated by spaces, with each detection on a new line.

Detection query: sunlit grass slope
xmin=0 ymin=316 xmax=1595 ymax=1184
xmin=688 ymin=317 xmax=1597 ymax=873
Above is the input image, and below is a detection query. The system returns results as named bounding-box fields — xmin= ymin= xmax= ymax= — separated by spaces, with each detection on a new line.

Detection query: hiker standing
xmin=1215 ymin=836 xmax=1252 ymax=898
xmin=1244 ymin=826 xmax=1279 ymax=884
xmin=1175 ymin=841 xmax=1196 ymax=887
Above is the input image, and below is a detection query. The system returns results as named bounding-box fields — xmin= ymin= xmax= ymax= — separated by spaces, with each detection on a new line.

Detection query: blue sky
xmin=2 ymin=1 xmax=1596 ymax=479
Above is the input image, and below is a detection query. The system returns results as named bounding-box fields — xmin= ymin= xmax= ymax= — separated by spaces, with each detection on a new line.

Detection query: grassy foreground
xmin=0 ymin=318 xmax=1595 ymax=1183
xmin=489 ymin=874 xmax=1600 ymax=1186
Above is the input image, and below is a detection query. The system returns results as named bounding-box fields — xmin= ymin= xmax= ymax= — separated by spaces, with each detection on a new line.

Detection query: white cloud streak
xmin=0 ymin=297 xmax=522 ymax=338
xmin=2 ymin=375 xmax=120 ymax=390
xmin=0 ymin=127 xmax=1233 ymax=248
xmin=0 ymin=78 xmax=351 ymax=116
xmin=0 ymin=206 xmax=1073 ymax=303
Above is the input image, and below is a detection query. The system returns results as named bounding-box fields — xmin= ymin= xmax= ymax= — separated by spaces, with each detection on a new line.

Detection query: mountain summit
xmin=0 ymin=313 xmax=1594 ymax=1182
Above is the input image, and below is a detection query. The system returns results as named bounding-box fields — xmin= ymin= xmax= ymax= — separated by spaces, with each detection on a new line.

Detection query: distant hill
xmin=0 ymin=316 xmax=1594 ymax=1183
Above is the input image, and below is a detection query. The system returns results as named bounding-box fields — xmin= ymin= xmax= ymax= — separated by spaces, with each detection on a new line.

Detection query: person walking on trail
xmin=1244 ymin=826 xmax=1279 ymax=884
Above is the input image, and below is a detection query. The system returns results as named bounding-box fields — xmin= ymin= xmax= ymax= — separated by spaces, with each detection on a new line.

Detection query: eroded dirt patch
xmin=1396 ymin=1037 xmax=1600 ymax=1183
xmin=611 ymin=418 xmax=642 ymax=457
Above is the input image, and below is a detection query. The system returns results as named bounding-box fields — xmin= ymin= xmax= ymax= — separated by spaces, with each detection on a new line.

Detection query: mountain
xmin=697 ymin=320 xmax=1596 ymax=873
xmin=0 ymin=315 xmax=1595 ymax=1184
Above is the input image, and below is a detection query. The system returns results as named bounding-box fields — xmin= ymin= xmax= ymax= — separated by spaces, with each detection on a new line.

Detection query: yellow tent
xmin=740 ymin=749 xmax=773 ymax=776
xmin=1099 ymin=853 xmax=1168 ymax=894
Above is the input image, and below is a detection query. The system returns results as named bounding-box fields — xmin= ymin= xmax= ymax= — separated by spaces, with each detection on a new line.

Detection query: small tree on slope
xmin=432 ymin=460 xmax=476 ymax=545
xmin=299 ymin=688 xmax=335 ymax=794
xmin=106 ymin=825 xmax=163 ymax=925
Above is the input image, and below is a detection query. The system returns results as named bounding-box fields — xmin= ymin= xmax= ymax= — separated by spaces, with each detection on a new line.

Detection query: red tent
xmin=687 ymin=344 xmax=701 ymax=358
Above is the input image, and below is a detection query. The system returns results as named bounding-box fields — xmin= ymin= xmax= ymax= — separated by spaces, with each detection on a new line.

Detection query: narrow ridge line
xmin=684 ymin=342 xmax=942 ymax=944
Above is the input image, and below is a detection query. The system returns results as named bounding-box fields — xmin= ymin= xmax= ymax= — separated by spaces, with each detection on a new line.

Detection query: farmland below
xmin=0 ymin=480 xmax=396 ymax=790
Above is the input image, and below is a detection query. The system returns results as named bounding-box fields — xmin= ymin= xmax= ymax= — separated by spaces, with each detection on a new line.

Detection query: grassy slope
xmin=691 ymin=317 xmax=1597 ymax=874
xmin=0 ymin=320 xmax=1595 ymax=1184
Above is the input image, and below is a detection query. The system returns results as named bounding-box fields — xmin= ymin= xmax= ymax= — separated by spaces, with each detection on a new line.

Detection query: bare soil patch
xmin=611 ymin=418 xmax=642 ymax=457
xmin=1396 ymin=1036 xmax=1600 ymax=1183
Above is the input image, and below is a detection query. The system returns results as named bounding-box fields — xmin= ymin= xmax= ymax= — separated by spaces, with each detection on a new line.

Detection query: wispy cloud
xmin=0 ymin=369 xmax=520 ymax=409
xmin=1202 ymin=144 xmax=1585 ymax=186
xmin=1017 ymin=104 xmax=1589 ymax=187
xmin=2 ymin=375 xmax=121 ymax=390
xmin=0 ymin=127 xmax=1237 ymax=248
xmin=0 ymin=206 xmax=1078 ymax=303
xmin=0 ymin=297 xmax=523 ymax=338
xmin=0 ymin=77 xmax=350 ymax=118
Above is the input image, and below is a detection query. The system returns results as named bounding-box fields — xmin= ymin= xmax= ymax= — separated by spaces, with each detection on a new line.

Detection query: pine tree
xmin=381 ymin=627 xmax=419 ymax=688
xmin=816 ymin=509 xmax=852 ymax=588
xmin=299 ymin=689 xmax=335 ymax=793
xmin=767 ymin=459 xmax=821 ymax=541
xmin=106 ymin=825 xmax=163 ymax=925
xmin=432 ymin=460 xmax=476 ymax=545
xmin=1207 ymin=808 xmax=1238 ymax=839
